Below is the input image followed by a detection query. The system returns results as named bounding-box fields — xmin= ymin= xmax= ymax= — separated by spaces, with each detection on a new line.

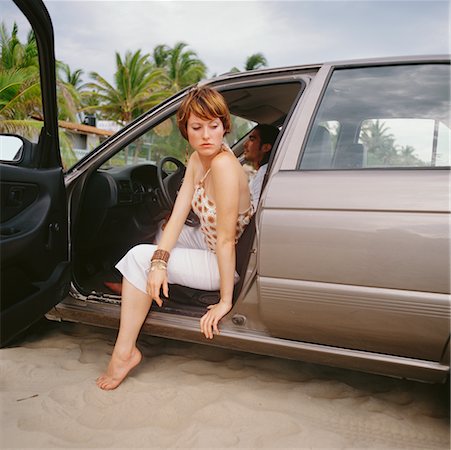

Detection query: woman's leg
xmin=118 ymin=241 xmax=222 ymax=291
xmin=96 ymin=242 xmax=236 ymax=389
xmin=96 ymin=278 xmax=151 ymax=390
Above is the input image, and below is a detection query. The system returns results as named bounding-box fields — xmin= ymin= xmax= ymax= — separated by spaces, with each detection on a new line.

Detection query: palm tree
xmin=1 ymin=22 xmax=38 ymax=70
xmin=152 ymin=44 xmax=171 ymax=69
xmin=1 ymin=22 xmax=79 ymax=166
xmin=55 ymin=60 xmax=84 ymax=123
xmin=360 ymin=120 xmax=397 ymax=166
xmin=83 ymin=49 xmax=170 ymax=165
xmin=0 ymin=22 xmax=41 ymax=136
xmin=244 ymin=52 xmax=268 ymax=71
xmin=57 ymin=61 xmax=84 ymax=88
xmin=397 ymin=144 xmax=424 ymax=166
xmin=152 ymin=42 xmax=207 ymax=92
xmin=229 ymin=53 xmax=268 ymax=73
xmin=1 ymin=22 xmax=81 ymax=124
xmin=84 ymin=49 xmax=167 ymax=125
xmin=0 ymin=68 xmax=41 ymax=135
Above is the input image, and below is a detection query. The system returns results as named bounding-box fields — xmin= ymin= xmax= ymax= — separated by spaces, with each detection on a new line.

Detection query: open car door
xmin=0 ymin=0 xmax=70 ymax=345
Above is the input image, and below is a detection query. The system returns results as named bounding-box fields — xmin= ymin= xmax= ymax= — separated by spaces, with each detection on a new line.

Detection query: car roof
xmin=205 ymin=54 xmax=450 ymax=84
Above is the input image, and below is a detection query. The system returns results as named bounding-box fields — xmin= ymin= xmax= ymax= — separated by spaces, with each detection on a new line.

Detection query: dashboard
xmin=76 ymin=164 xmax=167 ymax=251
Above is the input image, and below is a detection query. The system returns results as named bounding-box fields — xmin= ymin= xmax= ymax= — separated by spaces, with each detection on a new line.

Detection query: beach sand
xmin=0 ymin=319 xmax=449 ymax=449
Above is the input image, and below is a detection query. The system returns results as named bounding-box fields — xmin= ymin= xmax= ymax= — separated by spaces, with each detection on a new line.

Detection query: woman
xmin=97 ymin=86 xmax=253 ymax=390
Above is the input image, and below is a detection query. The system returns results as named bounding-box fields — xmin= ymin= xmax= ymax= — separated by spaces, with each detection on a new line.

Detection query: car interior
xmin=71 ymin=81 xmax=305 ymax=316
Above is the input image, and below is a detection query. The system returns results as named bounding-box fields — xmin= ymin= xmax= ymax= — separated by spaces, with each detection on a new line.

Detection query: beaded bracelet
xmin=151 ymin=249 xmax=170 ymax=263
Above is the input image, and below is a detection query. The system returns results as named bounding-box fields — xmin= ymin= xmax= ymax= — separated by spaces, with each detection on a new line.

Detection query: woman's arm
xmin=200 ymin=152 xmax=241 ymax=339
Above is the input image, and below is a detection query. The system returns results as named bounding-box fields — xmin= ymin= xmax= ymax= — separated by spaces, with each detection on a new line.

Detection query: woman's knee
xmin=129 ymin=244 xmax=156 ymax=268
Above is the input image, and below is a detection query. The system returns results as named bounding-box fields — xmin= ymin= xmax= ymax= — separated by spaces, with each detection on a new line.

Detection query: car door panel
xmin=1 ymin=182 xmax=39 ymax=225
xmin=258 ymin=169 xmax=450 ymax=361
xmin=260 ymin=171 xmax=449 ymax=293
xmin=0 ymin=164 xmax=70 ymax=344
xmin=0 ymin=0 xmax=70 ymax=345
xmin=259 ymin=278 xmax=449 ymax=362
xmin=1 ymin=166 xmax=67 ymax=261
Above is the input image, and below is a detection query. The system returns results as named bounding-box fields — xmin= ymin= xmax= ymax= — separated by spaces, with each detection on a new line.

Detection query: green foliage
xmin=83 ymin=49 xmax=168 ymax=124
xmin=0 ymin=23 xmax=42 ymax=138
xmin=0 ymin=68 xmax=40 ymax=118
xmin=230 ymin=53 xmax=268 ymax=73
xmin=245 ymin=53 xmax=268 ymax=71
xmin=0 ymin=22 xmax=78 ymax=166
xmin=0 ymin=22 xmax=38 ymax=70
xmin=1 ymin=22 xmax=214 ymax=170
xmin=82 ymin=42 xmax=208 ymax=125
xmin=104 ymin=116 xmax=186 ymax=168
xmin=360 ymin=120 xmax=425 ymax=167
xmin=152 ymin=42 xmax=207 ymax=93
xmin=57 ymin=61 xmax=84 ymax=88
xmin=59 ymin=129 xmax=78 ymax=169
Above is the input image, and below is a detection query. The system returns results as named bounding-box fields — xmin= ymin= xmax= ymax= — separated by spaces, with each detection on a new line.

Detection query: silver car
xmin=1 ymin=0 xmax=449 ymax=383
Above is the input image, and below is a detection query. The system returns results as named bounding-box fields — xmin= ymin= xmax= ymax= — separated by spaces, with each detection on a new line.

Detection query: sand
xmin=0 ymin=320 xmax=449 ymax=449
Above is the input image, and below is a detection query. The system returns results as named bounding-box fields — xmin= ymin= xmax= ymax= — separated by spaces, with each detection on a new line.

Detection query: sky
xmin=2 ymin=0 xmax=450 ymax=83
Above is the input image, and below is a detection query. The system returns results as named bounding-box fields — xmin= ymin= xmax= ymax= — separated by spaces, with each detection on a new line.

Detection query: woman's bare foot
xmin=96 ymin=346 xmax=142 ymax=390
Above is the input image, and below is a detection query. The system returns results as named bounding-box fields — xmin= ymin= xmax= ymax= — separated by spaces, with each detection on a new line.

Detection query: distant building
xmin=58 ymin=119 xmax=121 ymax=160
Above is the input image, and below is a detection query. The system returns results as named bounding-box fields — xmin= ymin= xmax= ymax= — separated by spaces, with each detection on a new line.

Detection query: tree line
xmin=0 ymin=22 xmax=268 ymax=166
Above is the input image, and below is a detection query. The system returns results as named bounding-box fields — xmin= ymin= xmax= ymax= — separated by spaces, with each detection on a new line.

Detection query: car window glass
xmin=299 ymin=64 xmax=450 ymax=170
xmin=0 ymin=2 xmax=43 ymax=146
xmin=359 ymin=118 xmax=450 ymax=167
xmin=100 ymin=113 xmax=255 ymax=169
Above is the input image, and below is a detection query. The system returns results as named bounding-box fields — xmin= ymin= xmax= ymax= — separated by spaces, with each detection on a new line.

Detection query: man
xmin=243 ymin=124 xmax=279 ymax=209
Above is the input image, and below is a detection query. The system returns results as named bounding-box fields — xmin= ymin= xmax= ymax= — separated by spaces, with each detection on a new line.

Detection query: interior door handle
xmin=7 ymin=186 xmax=25 ymax=207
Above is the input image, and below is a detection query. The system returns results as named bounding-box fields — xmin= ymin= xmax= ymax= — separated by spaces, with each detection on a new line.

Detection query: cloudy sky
xmin=3 ymin=0 xmax=450 ymax=83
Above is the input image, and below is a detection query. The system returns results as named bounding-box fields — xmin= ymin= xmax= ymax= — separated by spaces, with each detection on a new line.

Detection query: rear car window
xmin=299 ymin=64 xmax=450 ymax=170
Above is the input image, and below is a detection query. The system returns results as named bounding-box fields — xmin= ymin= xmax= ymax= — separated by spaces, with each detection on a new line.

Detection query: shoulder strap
xmin=199 ymin=168 xmax=211 ymax=184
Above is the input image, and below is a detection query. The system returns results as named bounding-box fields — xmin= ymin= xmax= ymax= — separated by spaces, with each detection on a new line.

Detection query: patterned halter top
xmin=191 ymin=165 xmax=254 ymax=253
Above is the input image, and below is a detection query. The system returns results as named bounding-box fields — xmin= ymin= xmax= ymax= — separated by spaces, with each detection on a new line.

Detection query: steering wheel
xmin=157 ymin=156 xmax=200 ymax=227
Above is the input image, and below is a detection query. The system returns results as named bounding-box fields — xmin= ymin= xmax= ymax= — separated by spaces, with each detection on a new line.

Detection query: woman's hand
xmin=146 ymin=268 xmax=169 ymax=307
xmin=200 ymin=301 xmax=232 ymax=339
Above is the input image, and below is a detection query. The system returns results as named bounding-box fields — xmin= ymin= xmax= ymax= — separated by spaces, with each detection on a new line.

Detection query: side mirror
xmin=0 ymin=135 xmax=24 ymax=162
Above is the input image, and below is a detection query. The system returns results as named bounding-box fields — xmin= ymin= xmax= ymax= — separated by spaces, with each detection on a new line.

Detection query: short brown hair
xmin=176 ymin=86 xmax=231 ymax=140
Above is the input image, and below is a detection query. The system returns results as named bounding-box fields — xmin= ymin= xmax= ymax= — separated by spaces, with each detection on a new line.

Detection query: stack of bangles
xmin=150 ymin=248 xmax=170 ymax=272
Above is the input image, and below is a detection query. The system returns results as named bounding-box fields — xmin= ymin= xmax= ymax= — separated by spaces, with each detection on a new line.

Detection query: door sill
xmin=46 ymin=295 xmax=449 ymax=384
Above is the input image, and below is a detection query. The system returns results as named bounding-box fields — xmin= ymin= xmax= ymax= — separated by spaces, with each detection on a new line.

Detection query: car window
xmin=299 ymin=64 xmax=450 ymax=170
xmin=100 ymin=113 xmax=255 ymax=169
xmin=0 ymin=2 xmax=44 ymax=153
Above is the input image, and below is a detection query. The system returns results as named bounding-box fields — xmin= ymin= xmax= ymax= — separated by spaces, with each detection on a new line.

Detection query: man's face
xmin=243 ymin=129 xmax=264 ymax=169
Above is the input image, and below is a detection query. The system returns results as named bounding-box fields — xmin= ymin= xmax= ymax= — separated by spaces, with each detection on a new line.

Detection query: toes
xmin=96 ymin=375 xmax=112 ymax=389
xmin=100 ymin=380 xmax=115 ymax=390
xmin=96 ymin=375 xmax=118 ymax=390
xmin=99 ymin=380 xmax=110 ymax=390
xmin=96 ymin=375 xmax=106 ymax=384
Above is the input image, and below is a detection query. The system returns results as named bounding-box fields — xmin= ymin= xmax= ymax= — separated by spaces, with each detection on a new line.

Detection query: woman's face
xmin=187 ymin=113 xmax=224 ymax=157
